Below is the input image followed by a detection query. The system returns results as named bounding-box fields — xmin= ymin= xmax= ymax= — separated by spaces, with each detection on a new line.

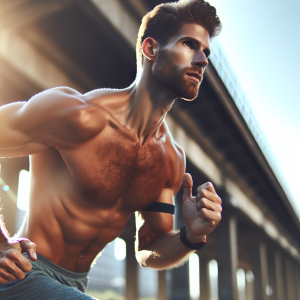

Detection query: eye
xmin=183 ymin=41 xmax=194 ymax=49
xmin=204 ymin=49 xmax=210 ymax=58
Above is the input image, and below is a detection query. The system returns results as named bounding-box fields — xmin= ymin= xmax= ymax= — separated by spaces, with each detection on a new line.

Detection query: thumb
xmin=20 ymin=239 xmax=37 ymax=261
xmin=182 ymin=173 xmax=193 ymax=201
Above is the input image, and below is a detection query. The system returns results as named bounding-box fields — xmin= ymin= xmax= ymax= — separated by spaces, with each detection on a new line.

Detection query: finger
xmin=197 ymin=189 xmax=222 ymax=205
xmin=0 ymin=267 xmax=18 ymax=281
xmin=196 ymin=198 xmax=222 ymax=213
xmin=0 ymin=277 xmax=9 ymax=284
xmin=0 ymin=257 xmax=25 ymax=281
xmin=198 ymin=208 xmax=222 ymax=225
xmin=5 ymin=249 xmax=31 ymax=278
xmin=197 ymin=182 xmax=216 ymax=195
xmin=20 ymin=240 xmax=37 ymax=261
xmin=15 ymin=255 xmax=32 ymax=273
xmin=7 ymin=265 xmax=27 ymax=281
xmin=182 ymin=173 xmax=193 ymax=202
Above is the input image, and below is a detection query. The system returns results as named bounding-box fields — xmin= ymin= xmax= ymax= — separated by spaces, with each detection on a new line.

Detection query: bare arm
xmin=135 ymin=187 xmax=195 ymax=270
xmin=136 ymin=174 xmax=222 ymax=270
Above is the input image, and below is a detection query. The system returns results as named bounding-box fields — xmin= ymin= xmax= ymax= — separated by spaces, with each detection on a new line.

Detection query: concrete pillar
xmin=245 ymin=273 xmax=255 ymax=300
xmin=275 ymin=252 xmax=284 ymax=300
xmin=158 ymin=270 xmax=167 ymax=300
xmin=251 ymin=242 xmax=263 ymax=300
xmin=119 ymin=215 xmax=138 ymax=300
xmin=291 ymin=262 xmax=296 ymax=300
xmin=259 ymin=243 xmax=269 ymax=300
xmin=267 ymin=250 xmax=276 ymax=300
xmin=126 ymin=238 xmax=138 ymax=300
xmin=295 ymin=265 xmax=300 ymax=299
xmin=167 ymin=265 xmax=190 ymax=300
xmin=217 ymin=215 xmax=238 ymax=300
xmin=293 ymin=263 xmax=299 ymax=300
xmin=125 ymin=235 xmax=138 ymax=300
xmin=167 ymin=187 xmax=190 ymax=300
xmin=285 ymin=259 xmax=295 ymax=300
xmin=297 ymin=265 xmax=300 ymax=299
xmin=199 ymin=256 xmax=209 ymax=300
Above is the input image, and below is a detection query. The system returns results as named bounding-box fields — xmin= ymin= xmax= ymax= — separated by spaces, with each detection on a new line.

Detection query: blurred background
xmin=0 ymin=0 xmax=299 ymax=300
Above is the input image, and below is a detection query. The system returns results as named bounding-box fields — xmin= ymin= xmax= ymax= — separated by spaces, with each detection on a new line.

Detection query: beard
xmin=152 ymin=49 xmax=202 ymax=101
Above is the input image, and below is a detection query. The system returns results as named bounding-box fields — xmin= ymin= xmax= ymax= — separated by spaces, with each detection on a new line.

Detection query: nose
xmin=192 ymin=52 xmax=208 ymax=68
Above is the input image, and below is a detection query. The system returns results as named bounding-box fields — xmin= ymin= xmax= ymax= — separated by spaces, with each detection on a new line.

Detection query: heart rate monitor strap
xmin=144 ymin=202 xmax=175 ymax=214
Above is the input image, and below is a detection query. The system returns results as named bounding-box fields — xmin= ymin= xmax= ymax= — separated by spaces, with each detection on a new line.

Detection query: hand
xmin=0 ymin=238 xmax=37 ymax=284
xmin=182 ymin=173 xmax=222 ymax=243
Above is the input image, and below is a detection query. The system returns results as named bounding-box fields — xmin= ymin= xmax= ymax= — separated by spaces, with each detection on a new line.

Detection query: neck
xmin=123 ymin=69 xmax=176 ymax=144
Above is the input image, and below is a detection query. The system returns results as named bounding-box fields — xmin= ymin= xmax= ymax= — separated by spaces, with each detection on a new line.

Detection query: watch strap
xmin=180 ymin=225 xmax=206 ymax=250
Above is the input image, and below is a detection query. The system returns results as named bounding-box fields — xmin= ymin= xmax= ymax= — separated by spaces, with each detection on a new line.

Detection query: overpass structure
xmin=0 ymin=1 xmax=299 ymax=300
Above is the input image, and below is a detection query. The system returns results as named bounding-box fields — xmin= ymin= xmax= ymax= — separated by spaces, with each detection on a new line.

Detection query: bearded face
xmin=152 ymin=48 xmax=203 ymax=101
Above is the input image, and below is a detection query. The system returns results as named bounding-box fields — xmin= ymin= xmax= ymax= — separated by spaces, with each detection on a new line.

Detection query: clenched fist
xmin=182 ymin=173 xmax=222 ymax=243
xmin=0 ymin=238 xmax=37 ymax=284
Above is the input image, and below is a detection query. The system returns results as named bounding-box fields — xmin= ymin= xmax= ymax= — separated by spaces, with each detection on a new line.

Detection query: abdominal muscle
xmin=17 ymin=194 xmax=131 ymax=273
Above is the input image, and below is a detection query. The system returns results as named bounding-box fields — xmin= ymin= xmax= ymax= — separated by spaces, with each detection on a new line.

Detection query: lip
xmin=186 ymin=73 xmax=202 ymax=83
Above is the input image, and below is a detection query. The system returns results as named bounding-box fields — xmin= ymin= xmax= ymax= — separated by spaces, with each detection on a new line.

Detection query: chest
xmin=62 ymin=130 xmax=170 ymax=211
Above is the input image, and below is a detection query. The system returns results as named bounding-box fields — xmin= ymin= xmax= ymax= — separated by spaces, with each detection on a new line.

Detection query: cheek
xmin=153 ymin=48 xmax=190 ymax=79
xmin=168 ymin=48 xmax=192 ymax=67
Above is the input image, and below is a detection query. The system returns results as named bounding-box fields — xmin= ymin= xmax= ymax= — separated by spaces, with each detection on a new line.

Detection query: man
xmin=0 ymin=0 xmax=222 ymax=298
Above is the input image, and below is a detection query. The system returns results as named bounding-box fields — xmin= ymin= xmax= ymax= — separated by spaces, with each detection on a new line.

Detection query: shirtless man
xmin=0 ymin=0 xmax=222 ymax=298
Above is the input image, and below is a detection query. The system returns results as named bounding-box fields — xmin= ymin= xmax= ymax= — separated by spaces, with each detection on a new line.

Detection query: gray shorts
xmin=0 ymin=253 xmax=97 ymax=300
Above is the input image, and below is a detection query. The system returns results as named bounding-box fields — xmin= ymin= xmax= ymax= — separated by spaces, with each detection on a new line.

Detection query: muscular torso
xmin=16 ymin=90 xmax=182 ymax=272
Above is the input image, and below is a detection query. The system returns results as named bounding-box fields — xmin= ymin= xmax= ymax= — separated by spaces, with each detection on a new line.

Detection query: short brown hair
xmin=136 ymin=0 xmax=221 ymax=70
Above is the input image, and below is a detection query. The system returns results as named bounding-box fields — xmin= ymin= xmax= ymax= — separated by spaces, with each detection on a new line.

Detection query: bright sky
xmin=207 ymin=0 xmax=300 ymax=216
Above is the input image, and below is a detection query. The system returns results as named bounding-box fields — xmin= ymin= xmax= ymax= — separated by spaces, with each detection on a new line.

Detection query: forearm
xmin=137 ymin=228 xmax=205 ymax=270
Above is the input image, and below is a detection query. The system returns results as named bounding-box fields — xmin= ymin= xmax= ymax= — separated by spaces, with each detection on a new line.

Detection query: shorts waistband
xmin=34 ymin=253 xmax=90 ymax=279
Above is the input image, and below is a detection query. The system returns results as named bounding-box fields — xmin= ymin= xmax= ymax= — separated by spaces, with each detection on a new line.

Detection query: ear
xmin=141 ymin=37 xmax=158 ymax=62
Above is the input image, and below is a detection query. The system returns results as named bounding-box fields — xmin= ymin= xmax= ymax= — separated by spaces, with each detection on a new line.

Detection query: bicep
xmin=136 ymin=189 xmax=175 ymax=251
xmin=0 ymin=101 xmax=49 ymax=157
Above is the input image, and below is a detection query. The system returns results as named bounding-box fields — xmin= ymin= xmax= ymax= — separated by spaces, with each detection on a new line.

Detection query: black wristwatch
xmin=180 ymin=225 xmax=206 ymax=250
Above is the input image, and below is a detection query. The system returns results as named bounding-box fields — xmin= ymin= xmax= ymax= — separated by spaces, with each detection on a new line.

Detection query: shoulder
xmin=28 ymin=86 xmax=115 ymax=106
xmin=33 ymin=86 xmax=82 ymax=102
xmin=161 ymin=120 xmax=186 ymax=193
xmin=29 ymin=86 xmax=107 ymax=122
xmin=17 ymin=87 xmax=110 ymax=143
xmin=23 ymin=86 xmax=86 ymax=113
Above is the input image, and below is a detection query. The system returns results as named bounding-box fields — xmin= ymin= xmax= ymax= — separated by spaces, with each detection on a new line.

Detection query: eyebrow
xmin=180 ymin=36 xmax=211 ymax=57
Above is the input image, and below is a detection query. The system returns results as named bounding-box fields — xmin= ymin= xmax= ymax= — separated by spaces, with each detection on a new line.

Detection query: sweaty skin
xmin=0 ymin=24 xmax=222 ymax=280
